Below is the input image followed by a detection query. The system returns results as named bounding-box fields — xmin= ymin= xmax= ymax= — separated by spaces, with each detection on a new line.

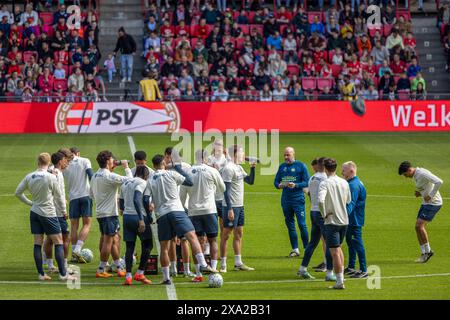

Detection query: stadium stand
xmin=0 ymin=1 xmax=104 ymax=102
xmin=138 ymin=0 xmax=431 ymax=101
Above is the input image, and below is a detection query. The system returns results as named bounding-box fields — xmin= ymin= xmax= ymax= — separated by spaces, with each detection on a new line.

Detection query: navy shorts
xmin=190 ymin=214 xmax=219 ymax=238
xmin=157 ymin=211 xmax=195 ymax=242
xmin=417 ymin=205 xmax=441 ymax=222
xmin=97 ymin=216 xmax=120 ymax=236
xmin=216 ymin=201 xmax=223 ymax=219
xmin=69 ymin=196 xmax=92 ymax=219
xmin=222 ymin=206 xmax=245 ymax=229
xmin=123 ymin=215 xmax=153 ymax=242
xmin=58 ymin=217 xmax=69 ymax=235
xmin=324 ymin=224 xmax=348 ymax=248
xmin=30 ymin=211 xmax=61 ymax=235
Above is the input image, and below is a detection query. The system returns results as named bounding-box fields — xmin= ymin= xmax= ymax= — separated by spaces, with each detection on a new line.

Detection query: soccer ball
xmin=208 ymin=273 xmax=223 ymax=288
xmin=80 ymin=249 xmax=93 ymax=263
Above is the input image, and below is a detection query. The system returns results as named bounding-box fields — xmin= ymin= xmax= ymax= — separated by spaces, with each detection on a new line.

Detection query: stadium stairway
xmin=412 ymin=14 xmax=450 ymax=97
xmin=98 ymin=0 xmax=145 ymax=100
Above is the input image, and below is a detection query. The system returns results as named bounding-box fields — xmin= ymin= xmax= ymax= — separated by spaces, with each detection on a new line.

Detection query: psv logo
xmin=55 ymin=102 xmax=180 ymax=133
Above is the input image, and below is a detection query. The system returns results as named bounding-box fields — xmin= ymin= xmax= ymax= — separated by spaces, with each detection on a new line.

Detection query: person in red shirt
xmin=357 ymin=34 xmax=372 ymax=55
xmin=403 ymin=32 xmax=416 ymax=62
xmin=390 ymin=53 xmax=407 ymax=75
xmin=302 ymin=56 xmax=316 ymax=76
xmin=363 ymin=57 xmax=377 ymax=78
xmin=175 ymin=20 xmax=190 ymax=37
xmin=276 ymin=6 xmax=292 ymax=24
xmin=7 ymin=60 xmax=21 ymax=75
xmin=318 ymin=58 xmax=332 ymax=78
xmin=37 ymin=67 xmax=54 ymax=92
xmin=194 ymin=19 xmax=209 ymax=39
xmin=160 ymin=19 xmax=175 ymax=38
xmin=347 ymin=53 xmax=361 ymax=78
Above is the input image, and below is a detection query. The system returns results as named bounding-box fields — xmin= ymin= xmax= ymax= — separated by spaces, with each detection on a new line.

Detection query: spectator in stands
xmin=378 ymin=71 xmax=395 ymax=96
xmin=326 ymin=16 xmax=340 ymax=37
xmin=272 ymin=81 xmax=287 ymax=101
xmin=84 ymin=81 xmax=100 ymax=102
xmin=371 ymin=40 xmax=390 ymax=65
xmin=276 ymin=6 xmax=292 ymax=24
xmin=237 ymin=10 xmax=249 ymax=24
xmin=386 ymin=29 xmax=404 ymax=52
xmin=396 ymin=72 xmax=411 ymax=91
xmin=413 ymin=82 xmax=426 ymax=100
xmin=68 ymin=67 xmax=84 ymax=93
xmin=38 ymin=67 xmax=54 ymax=93
xmin=138 ymin=70 xmax=162 ymax=102
xmin=310 ymin=15 xmax=325 ymax=36
xmin=362 ymin=84 xmax=379 ymax=101
xmin=340 ymin=74 xmax=357 ymax=101
xmin=268 ymin=54 xmax=287 ymax=78
xmin=146 ymin=15 xmax=159 ymax=34
xmin=382 ymin=5 xmax=397 ymax=26
xmin=288 ymin=81 xmax=304 ymax=101
xmin=411 ymin=72 xmax=426 ymax=93
xmin=260 ymin=83 xmax=272 ymax=101
xmin=407 ymin=57 xmax=422 ymax=78
xmin=263 ymin=13 xmax=280 ymax=38
xmin=176 ymin=55 xmax=194 ymax=77
xmin=22 ymin=85 xmax=34 ymax=102
xmin=161 ymin=56 xmax=177 ymax=77
xmin=328 ymin=31 xmax=345 ymax=51
xmin=54 ymin=62 xmax=66 ymax=80
xmin=178 ymin=68 xmax=195 ymax=92
xmin=378 ymin=59 xmax=392 ymax=77
xmin=113 ymin=27 xmax=137 ymax=83
xmin=403 ymin=32 xmax=416 ymax=62
xmin=104 ymin=54 xmax=116 ymax=83
xmin=212 ymin=81 xmax=228 ymax=101
xmin=293 ymin=10 xmax=308 ymax=36
xmin=202 ymin=3 xmax=222 ymax=25
xmin=339 ymin=4 xmax=354 ymax=26
xmin=52 ymin=4 xmax=68 ymax=26
xmin=19 ymin=4 xmax=38 ymax=27
xmin=267 ymin=31 xmax=283 ymax=50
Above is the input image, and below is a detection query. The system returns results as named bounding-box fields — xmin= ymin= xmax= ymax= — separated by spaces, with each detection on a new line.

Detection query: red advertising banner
xmin=0 ymin=101 xmax=449 ymax=133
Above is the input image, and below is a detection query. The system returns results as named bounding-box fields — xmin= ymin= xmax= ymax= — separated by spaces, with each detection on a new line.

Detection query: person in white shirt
xmin=398 ymin=161 xmax=444 ymax=263
xmin=164 ymin=147 xmax=194 ymax=277
xmin=119 ymin=166 xmax=153 ymax=286
xmin=298 ymin=157 xmax=334 ymax=281
xmin=272 ymin=81 xmax=288 ymax=101
xmin=90 ymin=150 xmax=133 ymax=278
xmin=19 ymin=4 xmax=38 ymax=27
xmin=15 ymin=153 xmax=74 ymax=282
xmin=187 ymin=149 xmax=226 ymax=281
xmin=147 ymin=154 xmax=215 ymax=285
xmin=207 ymin=139 xmax=228 ymax=240
xmin=63 ymin=147 xmax=94 ymax=263
xmin=318 ymin=158 xmax=351 ymax=290
xmin=43 ymin=151 xmax=72 ymax=274
xmin=220 ymin=145 xmax=256 ymax=273
xmin=212 ymin=82 xmax=229 ymax=102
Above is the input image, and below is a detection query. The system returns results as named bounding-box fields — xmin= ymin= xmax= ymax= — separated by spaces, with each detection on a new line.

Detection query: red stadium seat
xmin=40 ymin=12 xmax=53 ymax=26
xmin=248 ymin=12 xmax=256 ymax=24
xmin=396 ymin=10 xmax=411 ymax=21
xmin=317 ymin=78 xmax=334 ymax=91
xmin=394 ymin=76 xmax=400 ymax=84
xmin=308 ymin=12 xmax=322 ymax=24
xmin=287 ymin=64 xmax=300 ymax=76
xmin=368 ymin=27 xmax=382 ymax=37
xmin=236 ymin=38 xmax=245 ymax=50
xmin=249 ymin=24 xmax=263 ymax=36
xmin=331 ymin=64 xmax=342 ymax=78
xmin=54 ymin=79 xmax=68 ymax=91
xmin=190 ymin=37 xmax=201 ymax=48
xmin=239 ymin=24 xmax=250 ymax=35
xmin=383 ymin=24 xmax=393 ymax=37
xmin=301 ymin=77 xmax=317 ymax=90
xmin=23 ymin=51 xmax=37 ymax=63
xmin=397 ymin=90 xmax=411 ymax=100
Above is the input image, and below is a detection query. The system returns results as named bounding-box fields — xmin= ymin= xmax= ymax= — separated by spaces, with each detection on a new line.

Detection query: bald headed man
xmin=274 ymin=147 xmax=310 ymax=257
xmin=342 ymin=161 xmax=367 ymax=278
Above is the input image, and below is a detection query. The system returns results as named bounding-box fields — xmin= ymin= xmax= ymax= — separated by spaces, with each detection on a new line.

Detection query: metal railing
xmin=1 ymin=92 xmax=447 ymax=103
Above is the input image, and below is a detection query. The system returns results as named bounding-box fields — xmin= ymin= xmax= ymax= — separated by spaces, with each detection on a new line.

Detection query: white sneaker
xmin=183 ymin=271 xmax=196 ymax=277
xmin=127 ymin=77 xmax=132 ymax=82
xmin=121 ymin=77 xmax=127 ymax=83
xmin=219 ymin=266 xmax=227 ymax=273
xmin=59 ymin=274 xmax=77 ymax=281
xmin=329 ymin=283 xmax=345 ymax=290
xmin=38 ymin=274 xmax=51 ymax=281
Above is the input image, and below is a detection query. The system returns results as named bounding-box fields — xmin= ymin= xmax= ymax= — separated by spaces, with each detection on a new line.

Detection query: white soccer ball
xmin=208 ymin=273 xmax=223 ymax=288
xmin=80 ymin=249 xmax=93 ymax=263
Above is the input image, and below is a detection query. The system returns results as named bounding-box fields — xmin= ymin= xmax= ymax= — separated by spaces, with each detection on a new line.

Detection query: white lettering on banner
xmin=391 ymin=105 xmax=411 ymax=127
xmin=390 ymin=104 xmax=450 ymax=128
xmin=54 ymin=102 xmax=180 ymax=133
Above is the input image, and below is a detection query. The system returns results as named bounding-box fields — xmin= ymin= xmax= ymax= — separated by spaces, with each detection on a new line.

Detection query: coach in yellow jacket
xmin=138 ymin=71 xmax=162 ymax=101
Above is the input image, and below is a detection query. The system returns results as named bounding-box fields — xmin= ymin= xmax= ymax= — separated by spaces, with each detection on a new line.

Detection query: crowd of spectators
xmin=0 ymin=1 xmax=105 ymax=102
xmin=140 ymin=0 xmax=426 ymax=102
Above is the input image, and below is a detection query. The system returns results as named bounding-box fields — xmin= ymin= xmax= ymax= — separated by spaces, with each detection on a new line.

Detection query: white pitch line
xmin=1 ymin=272 xmax=449 ymax=287
xmin=127 ymin=135 xmax=178 ymax=301
xmin=246 ymin=192 xmax=450 ymax=200
xmin=1 ymin=192 xmax=449 ymax=200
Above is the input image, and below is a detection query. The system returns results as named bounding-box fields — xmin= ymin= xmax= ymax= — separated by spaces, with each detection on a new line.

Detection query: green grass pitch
xmin=0 ymin=132 xmax=449 ymax=300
